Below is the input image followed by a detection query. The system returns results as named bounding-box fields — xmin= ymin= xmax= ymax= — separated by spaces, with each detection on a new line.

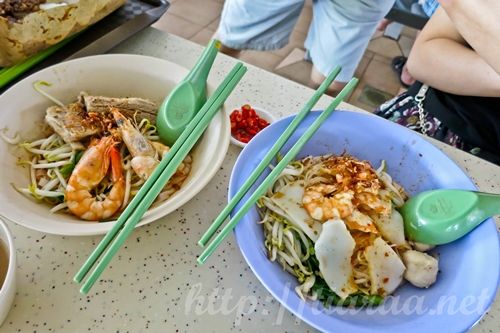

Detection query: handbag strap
xmin=414 ymin=84 xmax=430 ymax=135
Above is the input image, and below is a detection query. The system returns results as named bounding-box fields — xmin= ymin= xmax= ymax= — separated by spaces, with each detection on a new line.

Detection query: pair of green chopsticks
xmin=74 ymin=62 xmax=247 ymax=294
xmin=197 ymin=67 xmax=358 ymax=264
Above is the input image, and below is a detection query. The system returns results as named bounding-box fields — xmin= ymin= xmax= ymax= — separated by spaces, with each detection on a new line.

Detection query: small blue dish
xmin=229 ymin=110 xmax=499 ymax=333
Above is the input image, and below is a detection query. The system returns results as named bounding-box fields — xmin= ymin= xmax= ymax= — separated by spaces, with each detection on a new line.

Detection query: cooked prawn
xmin=66 ymin=136 xmax=125 ymax=221
xmin=151 ymin=140 xmax=192 ymax=196
xmin=112 ymin=108 xmax=158 ymax=179
xmin=112 ymin=108 xmax=191 ymax=186
xmin=302 ymin=184 xmax=354 ymax=221
xmin=354 ymin=191 xmax=392 ymax=216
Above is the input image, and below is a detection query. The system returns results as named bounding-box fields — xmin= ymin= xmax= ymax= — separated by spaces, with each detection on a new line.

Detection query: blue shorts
xmin=217 ymin=0 xmax=395 ymax=82
xmin=421 ymin=0 xmax=439 ymax=17
xmin=396 ymin=0 xmax=439 ymax=17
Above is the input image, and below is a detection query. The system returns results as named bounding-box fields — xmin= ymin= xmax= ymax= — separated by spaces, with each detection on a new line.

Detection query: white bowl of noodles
xmin=0 ymin=54 xmax=230 ymax=235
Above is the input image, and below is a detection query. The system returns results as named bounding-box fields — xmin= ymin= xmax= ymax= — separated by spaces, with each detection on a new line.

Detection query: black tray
xmin=0 ymin=0 xmax=169 ymax=93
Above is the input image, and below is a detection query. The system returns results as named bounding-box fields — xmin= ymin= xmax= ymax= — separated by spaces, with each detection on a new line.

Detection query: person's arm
xmin=438 ymin=0 xmax=500 ymax=74
xmin=406 ymin=7 xmax=500 ymax=96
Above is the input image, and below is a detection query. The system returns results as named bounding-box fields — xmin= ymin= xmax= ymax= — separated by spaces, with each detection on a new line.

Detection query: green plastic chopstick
xmin=75 ymin=63 xmax=247 ymax=293
xmin=197 ymin=66 xmax=341 ymax=247
xmin=197 ymin=78 xmax=358 ymax=264
xmin=0 ymin=34 xmax=78 ymax=89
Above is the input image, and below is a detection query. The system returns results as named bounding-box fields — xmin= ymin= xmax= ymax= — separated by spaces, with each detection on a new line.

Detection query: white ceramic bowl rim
xmin=0 ymin=218 xmax=15 ymax=295
xmin=0 ymin=217 xmax=16 ymax=326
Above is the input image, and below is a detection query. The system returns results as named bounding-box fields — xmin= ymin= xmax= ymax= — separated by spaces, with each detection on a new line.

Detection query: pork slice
xmin=82 ymin=94 xmax=158 ymax=123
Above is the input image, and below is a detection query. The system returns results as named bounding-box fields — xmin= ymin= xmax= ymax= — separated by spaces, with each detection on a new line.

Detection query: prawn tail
xmin=110 ymin=146 xmax=123 ymax=182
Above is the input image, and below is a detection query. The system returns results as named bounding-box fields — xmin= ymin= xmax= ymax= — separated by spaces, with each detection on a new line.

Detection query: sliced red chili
xmin=247 ymin=128 xmax=258 ymax=136
xmin=242 ymin=108 xmax=250 ymax=118
xmin=230 ymin=105 xmax=272 ymax=144
xmin=247 ymin=118 xmax=256 ymax=128
xmin=258 ymin=118 xmax=269 ymax=128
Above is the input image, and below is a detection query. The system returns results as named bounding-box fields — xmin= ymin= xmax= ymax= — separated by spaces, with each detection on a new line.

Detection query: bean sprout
xmin=0 ymin=130 xmax=21 ymax=144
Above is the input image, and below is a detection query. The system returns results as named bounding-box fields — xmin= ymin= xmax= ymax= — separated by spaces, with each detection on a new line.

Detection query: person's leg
xmin=387 ymin=1 xmax=437 ymax=87
xmin=377 ymin=19 xmax=392 ymax=32
xmin=218 ymin=43 xmax=241 ymax=58
xmin=306 ymin=0 xmax=395 ymax=95
xmin=216 ymin=0 xmax=304 ymax=57
xmin=392 ymin=56 xmax=416 ymax=87
xmin=401 ymin=62 xmax=416 ymax=86
xmin=310 ymin=66 xmax=347 ymax=95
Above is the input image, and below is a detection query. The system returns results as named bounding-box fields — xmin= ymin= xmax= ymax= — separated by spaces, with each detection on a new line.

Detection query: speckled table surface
xmin=1 ymin=28 xmax=499 ymax=333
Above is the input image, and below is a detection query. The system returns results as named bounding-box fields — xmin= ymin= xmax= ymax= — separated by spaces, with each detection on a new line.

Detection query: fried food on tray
xmin=0 ymin=0 xmax=126 ymax=67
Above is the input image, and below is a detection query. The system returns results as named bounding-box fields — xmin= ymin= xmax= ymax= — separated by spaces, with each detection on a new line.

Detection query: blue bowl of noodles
xmin=229 ymin=110 xmax=499 ymax=333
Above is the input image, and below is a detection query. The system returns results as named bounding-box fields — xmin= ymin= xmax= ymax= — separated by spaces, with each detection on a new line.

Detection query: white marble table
xmin=1 ymin=28 xmax=498 ymax=333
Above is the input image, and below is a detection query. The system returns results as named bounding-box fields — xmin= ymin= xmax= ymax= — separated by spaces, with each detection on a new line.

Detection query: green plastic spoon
xmin=157 ymin=39 xmax=221 ymax=146
xmin=401 ymin=189 xmax=500 ymax=245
